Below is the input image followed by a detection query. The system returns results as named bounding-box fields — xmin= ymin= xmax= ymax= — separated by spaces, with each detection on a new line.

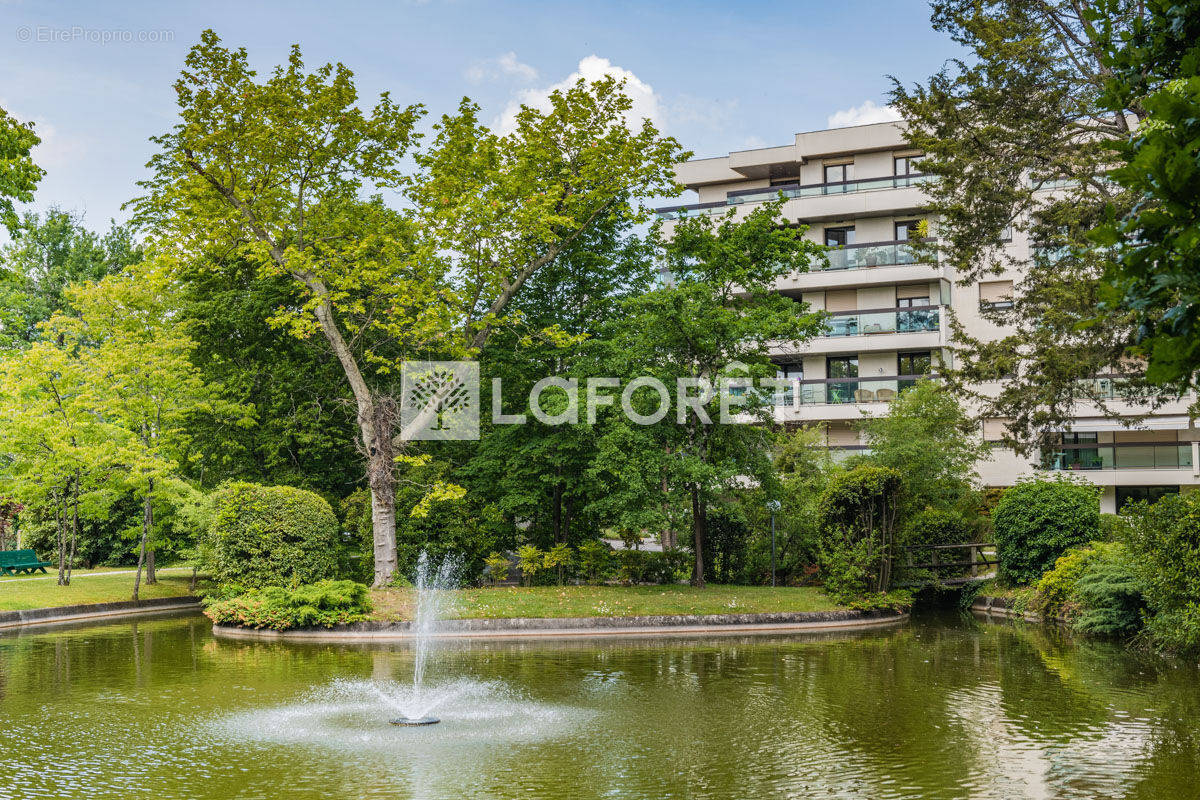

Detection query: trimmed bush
xmin=992 ymin=477 xmax=1099 ymax=585
xmin=205 ymin=482 xmax=341 ymax=588
xmin=203 ymin=580 xmax=371 ymax=630
xmin=1124 ymin=493 xmax=1200 ymax=655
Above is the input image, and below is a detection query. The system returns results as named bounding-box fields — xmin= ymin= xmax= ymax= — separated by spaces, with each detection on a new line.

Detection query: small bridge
xmin=893 ymin=542 xmax=998 ymax=589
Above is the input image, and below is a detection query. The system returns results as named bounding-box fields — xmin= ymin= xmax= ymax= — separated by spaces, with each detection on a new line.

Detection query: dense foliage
xmin=890 ymin=0 xmax=1154 ymax=450
xmin=1123 ymin=492 xmax=1200 ymax=654
xmin=1093 ymin=0 xmax=1200 ymax=390
xmin=205 ymin=483 xmax=341 ymax=588
xmin=203 ymin=580 xmax=371 ymax=630
xmin=817 ymin=466 xmax=903 ymax=600
xmin=992 ymin=477 xmax=1100 ymax=584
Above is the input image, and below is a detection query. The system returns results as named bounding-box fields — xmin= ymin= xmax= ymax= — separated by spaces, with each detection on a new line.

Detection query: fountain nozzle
xmin=390 ymin=716 xmax=440 ymax=726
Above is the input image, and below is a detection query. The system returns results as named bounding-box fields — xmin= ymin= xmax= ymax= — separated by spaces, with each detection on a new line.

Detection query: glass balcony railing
xmin=823 ymin=307 xmax=940 ymax=337
xmin=726 ymin=173 xmax=935 ymax=206
xmin=822 ymin=240 xmax=928 ymax=271
xmin=654 ymin=173 xmax=935 ymax=219
xmin=1042 ymin=444 xmax=1194 ymax=471
xmin=654 ymin=201 xmax=730 ymax=220
xmin=772 ymin=376 xmax=933 ymax=407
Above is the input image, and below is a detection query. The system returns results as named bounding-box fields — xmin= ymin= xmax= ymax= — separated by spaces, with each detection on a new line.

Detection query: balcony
xmin=822 ymin=240 xmax=928 ymax=271
xmin=727 ymin=173 xmax=934 ymax=206
xmin=1042 ymin=444 xmax=1194 ymax=471
xmin=654 ymin=173 xmax=935 ymax=219
xmin=823 ymin=306 xmax=940 ymax=337
xmin=773 ymin=375 xmax=933 ymax=407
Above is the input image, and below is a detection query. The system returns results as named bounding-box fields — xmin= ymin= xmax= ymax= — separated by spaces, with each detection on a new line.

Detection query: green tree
xmin=0 ymin=338 xmax=121 ymax=584
xmin=889 ymin=1 xmax=1152 ymax=450
xmin=58 ymin=256 xmax=249 ymax=598
xmin=1092 ymin=0 xmax=1200 ymax=390
xmin=592 ymin=203 xmax=823 ymax=585
xmin=861 ymin=381 xmax=985 ymax=525
xmin=817 ymin=465 xmax=904 ymax=597
xmin=0 ymin=106 xmax=43 ymax=234
xmin=130 ymin=31 xmax=683 ymax=586
xmin=464 ymin=225 xmax=654 ymax=548
xmin=0 ymin=209 xmax=142 ymax=349
xmin=174 ymin=256 xmax=361 ymax=495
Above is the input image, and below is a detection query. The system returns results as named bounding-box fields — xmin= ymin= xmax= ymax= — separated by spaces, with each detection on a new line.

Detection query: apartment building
xmin=656 ymin=121 xmax=1199 ymax=514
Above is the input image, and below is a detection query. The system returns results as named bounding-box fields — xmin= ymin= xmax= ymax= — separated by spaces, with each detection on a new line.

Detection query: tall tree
xmin=465 ymin=225 xmax=654 ymax=547
xmin=0 ymin=209 xmax=142 ymax=349
xmin=130 ymin=30 xmax=683 ymax=585
xmin=1092 ymin=0 xmax=1200 ymax=391
xmin=0 ymin=106 xmax=43 ymax=235
xmin=174 ymin=256 xmax=361 ymax=495
xmin=57 ymin=256 xmax=248 ymax=598
xmin=889 ymin=0 xmax=1154 ymax=451
xmin=592 ymin=203 xmax=823 ymax=585
xmin=0 ymin=339 xmax=120 ymax=585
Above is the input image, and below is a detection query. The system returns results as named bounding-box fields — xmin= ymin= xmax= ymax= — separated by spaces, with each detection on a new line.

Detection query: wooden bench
xmin=0 ymin=549 xmax=54 ymax=576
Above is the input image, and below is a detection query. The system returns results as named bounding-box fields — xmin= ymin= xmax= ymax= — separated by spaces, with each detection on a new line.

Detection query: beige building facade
xmin=657 ymin=121 xmax=1199 ymax=514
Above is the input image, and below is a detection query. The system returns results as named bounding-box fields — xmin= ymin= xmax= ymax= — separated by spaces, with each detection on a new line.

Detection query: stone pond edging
xmin=0 ymin=596 xmax=202 ymax=630
xmin=211 ymin=607 xmax=909 ymax=642
xmin=970 ymin=595 xmax=1070 ymax=625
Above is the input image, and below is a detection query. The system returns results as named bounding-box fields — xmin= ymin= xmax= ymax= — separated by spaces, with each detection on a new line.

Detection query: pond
xmin=0 ymin=611 xmax=1197 ymax=799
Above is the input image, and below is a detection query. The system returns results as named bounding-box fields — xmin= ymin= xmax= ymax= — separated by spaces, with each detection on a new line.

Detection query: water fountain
xmin=389 ymin=550 xmax=459 ymax=726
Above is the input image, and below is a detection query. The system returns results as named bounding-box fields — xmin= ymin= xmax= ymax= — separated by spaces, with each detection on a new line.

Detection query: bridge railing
xmin=893 ymin=542 xmax=998 ymax=587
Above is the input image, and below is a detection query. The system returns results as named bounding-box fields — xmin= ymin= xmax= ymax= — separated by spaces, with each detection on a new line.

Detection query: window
xmin=825 ymin=226 xmax=856 ymax=247
xmin=823 ymin=163 xmax=854 ymax=184
xmin=1116 ymin=485 xmax=1179 ymax=513
xmin=827 ymin=356 xmax=858 ymax=378
xmin=895 ymin=220 xmax=922 ymax=241
xmin=894 ymin=155 xmax=922 ymax=176
xmin=826 ymin=356 xmax=859 ymax=405
xmin=979 ymin=280 xmax=1015 ymax=310
xmin=898 ymin=351 xmax=932 ymax=375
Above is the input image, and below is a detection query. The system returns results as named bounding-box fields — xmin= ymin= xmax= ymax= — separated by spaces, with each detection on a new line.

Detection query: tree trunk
xmin=146 ymin=547 xmax=156 ymax=585
xmin=56 ymin=489 xmax=67 ymax=586
xmin=690 ymin=485 xmax=706 ymax=588
xmin=67 ymin=477 xmax=78 ymax=586
xmin=552 ymin=482 xmax=563 ymax=544
xmin=133 ymin=480 xmax=153 ymax=602
xmin=366 ymin=398 xmax=398 ymax=587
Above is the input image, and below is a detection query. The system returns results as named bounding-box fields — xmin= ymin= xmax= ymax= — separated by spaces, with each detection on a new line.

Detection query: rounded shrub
xmin=205 ymin=482 xmax=341 ymax=588
xmin=992 ymin=477 xmax=1100 ymax=585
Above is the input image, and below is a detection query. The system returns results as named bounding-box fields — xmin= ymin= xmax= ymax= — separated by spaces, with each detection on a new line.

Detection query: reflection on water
xmin=0 ymin=612 xmax=1197 ymax=799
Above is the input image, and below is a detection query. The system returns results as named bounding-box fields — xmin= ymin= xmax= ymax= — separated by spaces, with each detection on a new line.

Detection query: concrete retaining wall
xmin=0 ymin=596 xmax=202 ymax=630
xmin=212 ymin=607 xmax=909 ymax=642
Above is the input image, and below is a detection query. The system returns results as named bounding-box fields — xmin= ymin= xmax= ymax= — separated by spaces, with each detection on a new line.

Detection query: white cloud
xmin=0 ymin=100 xmax=85 ymax=172
xmin=464 ymin=52 xmax=538 ymax=84
xmin=496 ymin=55 xmax=662 ymax=135
xmin=826 ymin=100 xmax=902 ymax=128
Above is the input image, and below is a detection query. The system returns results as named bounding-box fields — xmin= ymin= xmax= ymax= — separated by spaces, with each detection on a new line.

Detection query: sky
xmin=0 ymin=0 xmax=964 ymax=231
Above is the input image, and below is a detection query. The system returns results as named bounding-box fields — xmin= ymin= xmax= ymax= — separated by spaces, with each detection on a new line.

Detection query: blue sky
xmin=1 ymin=0 xmax=963 ymax=230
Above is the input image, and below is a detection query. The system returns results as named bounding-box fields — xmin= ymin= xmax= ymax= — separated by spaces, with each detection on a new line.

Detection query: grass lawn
xmin=0 ymin=568 xmax=200 ymax=612
xmin=369 ymin=584 xmax=844 ymax=622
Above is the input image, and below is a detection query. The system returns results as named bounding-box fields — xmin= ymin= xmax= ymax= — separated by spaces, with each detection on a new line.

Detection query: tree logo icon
xmin=400 ymin=361 xmax=480 ymax=440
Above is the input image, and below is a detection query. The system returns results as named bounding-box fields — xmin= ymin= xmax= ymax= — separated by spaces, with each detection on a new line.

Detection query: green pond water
xmin=1 ymin=611 xmax=1198 ymax=799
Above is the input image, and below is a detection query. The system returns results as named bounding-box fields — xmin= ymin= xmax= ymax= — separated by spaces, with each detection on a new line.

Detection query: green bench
xmin=0 ymin=549 xmax=54 ymax=576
